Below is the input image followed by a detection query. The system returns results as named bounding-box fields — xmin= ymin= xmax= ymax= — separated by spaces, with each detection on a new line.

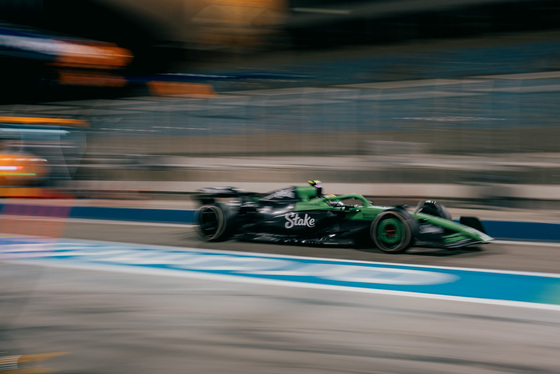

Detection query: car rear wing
xmin=194 ymin=187 xmax=257 ymax=205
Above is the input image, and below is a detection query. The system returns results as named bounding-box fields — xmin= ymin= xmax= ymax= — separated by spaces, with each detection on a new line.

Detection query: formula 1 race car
xmin=194 ymin=181 xmax=493 ymax=253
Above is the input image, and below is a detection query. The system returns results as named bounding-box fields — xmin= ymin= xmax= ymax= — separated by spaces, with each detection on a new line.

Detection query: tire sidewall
xmin=196 ymin=203 xmax=234 ymax=241
xmin=371 ymin=209 xmax=415 ymax=253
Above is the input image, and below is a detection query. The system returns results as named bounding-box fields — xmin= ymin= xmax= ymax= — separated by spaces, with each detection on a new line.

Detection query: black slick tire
xmin=371 ymin=209 xmax=415 ymax=254
xmin=196 ymin=203 xmax=235 ymax=242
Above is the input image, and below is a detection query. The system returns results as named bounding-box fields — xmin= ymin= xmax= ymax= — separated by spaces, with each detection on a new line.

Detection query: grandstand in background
xmin=0 ymin=0 xmax=559 ymax=101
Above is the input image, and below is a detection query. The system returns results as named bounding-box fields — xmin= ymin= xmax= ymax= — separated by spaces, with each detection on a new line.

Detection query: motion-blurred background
xmin=1 ymin=0 xmax=559 ymax=206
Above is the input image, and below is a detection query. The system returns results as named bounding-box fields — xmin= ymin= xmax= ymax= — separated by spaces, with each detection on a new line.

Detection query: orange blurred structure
xmin=0 ymin=116 xmax=89 ymax=197
xmin=52 ymin=40 xmax=133 ymax=87
xmin=54 ymin=40 xmax=133 ymax=70
xmin=0 ymin=153 xmax=49 ymax=185
xmin=147 ymin=81 xmax=215 ymax=96
xmin=0 ymin=117 xmax=89 ymax=127
xmin=191 ymin=0 xmax=287 ymax=50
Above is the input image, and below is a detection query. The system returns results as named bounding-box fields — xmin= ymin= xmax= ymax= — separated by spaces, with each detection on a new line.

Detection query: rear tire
xmin=371 ymin=209 xmax=414 ymax=253
xmin=196 ymin=203 xmax=235 ymax=241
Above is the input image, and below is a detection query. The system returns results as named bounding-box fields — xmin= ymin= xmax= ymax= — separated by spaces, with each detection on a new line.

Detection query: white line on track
xmin=3 ymin=235 xmax=559 ymax=276
xmin=493 ymin=239 xmax=560 ymax=247
xmin=6 ymin=258 xmax=560 ymax=312
xmin=3 ymin=235 xmax=560 ymax=310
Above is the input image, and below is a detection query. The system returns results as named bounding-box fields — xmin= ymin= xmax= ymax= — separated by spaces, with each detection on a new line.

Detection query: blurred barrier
xmin=483 ymin=221 xmax=560 ymax=242
xmin=63 ymin=181 xmax=560 ymax=202
xmin=1 ymin=71 xmax=560 ymax=189
xmin=84 ymin=74 xmax=560 ymax=156
xmin=0 ymin=203 xmax=71 ymax=238
xmin=0 ymin=202 xmax=559 ymax=242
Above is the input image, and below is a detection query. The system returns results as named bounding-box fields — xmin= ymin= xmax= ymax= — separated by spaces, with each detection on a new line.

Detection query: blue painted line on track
xmin=1 ymin=204 xmax=559 ymax=242
xmin=1 ymin=237 xmax=559 ymax=308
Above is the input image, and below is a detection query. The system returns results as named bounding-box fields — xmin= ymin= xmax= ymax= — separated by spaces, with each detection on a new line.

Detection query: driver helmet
xmin=307 ymin=179 xmax=323 ymax=197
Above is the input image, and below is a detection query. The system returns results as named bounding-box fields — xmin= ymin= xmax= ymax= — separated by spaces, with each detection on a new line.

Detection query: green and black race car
xmin=194 ymin=180 xmax=493 ymax=253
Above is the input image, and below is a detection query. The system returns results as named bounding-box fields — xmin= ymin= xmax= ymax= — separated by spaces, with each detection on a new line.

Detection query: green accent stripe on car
xmin=414 ymin=212 xmax=491 ymax=242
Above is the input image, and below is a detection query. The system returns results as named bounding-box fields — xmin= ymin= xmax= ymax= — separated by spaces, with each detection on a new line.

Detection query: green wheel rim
xmin=377 ymin=218 xmax=403 ymax=246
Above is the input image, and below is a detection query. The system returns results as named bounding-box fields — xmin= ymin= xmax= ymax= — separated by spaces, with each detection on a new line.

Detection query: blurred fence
xmin=78 ymin=74 xmax=560 ymax=156
xmin=0 ymin=72 xmax=559 ymax=188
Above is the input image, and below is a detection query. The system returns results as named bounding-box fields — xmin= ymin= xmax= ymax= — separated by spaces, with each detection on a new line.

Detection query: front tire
xmin=196 ymin=203 xmax=235 ymax=241
xmin=371 ymin=210 xmax=414 ymax=253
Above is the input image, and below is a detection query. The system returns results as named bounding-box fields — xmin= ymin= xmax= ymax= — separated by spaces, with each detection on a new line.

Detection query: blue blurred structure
xmin=0 ymin=0 xmax=560 ymax=102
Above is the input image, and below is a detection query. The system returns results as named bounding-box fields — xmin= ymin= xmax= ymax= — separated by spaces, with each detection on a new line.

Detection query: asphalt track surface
xmin=2 ymin=219 xmax=560 ymax=374
xmin=44 ymin=219 xmax=560 ymax=274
